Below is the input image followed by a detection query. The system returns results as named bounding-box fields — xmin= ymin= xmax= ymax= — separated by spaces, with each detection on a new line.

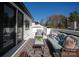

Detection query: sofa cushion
xmin=63 ymin=35 xmax=79 ymax=49
xmin=55 ymin=33 xmax=67 ymax=47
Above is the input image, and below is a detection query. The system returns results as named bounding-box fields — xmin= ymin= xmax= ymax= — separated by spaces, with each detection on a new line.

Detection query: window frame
xmin=25 ymin=20 xmax=30 ymax=30
xmin=17 ymin=10 xmax=24 ymax=43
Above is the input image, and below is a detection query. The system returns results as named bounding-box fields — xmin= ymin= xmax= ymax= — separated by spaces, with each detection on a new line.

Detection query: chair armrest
xmin=61 ymin=48 xmax=79 ymax=57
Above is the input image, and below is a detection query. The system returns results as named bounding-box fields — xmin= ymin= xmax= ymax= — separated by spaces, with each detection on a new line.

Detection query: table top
xmin=34 ymin=39 xmax=44 ymax=46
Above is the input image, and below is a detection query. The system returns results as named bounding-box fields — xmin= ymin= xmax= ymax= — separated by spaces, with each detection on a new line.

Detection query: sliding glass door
xmin=0 ymin=3 xmax=24 ymax=56
xmin=3 ymin=4 xmax=16 ymax=48
xmin=17 ymin=10 xmax=23 ymax=43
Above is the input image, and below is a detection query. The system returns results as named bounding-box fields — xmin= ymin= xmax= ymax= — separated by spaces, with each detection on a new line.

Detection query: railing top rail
xmin=50 ymin=28 xmax=79 ymax=37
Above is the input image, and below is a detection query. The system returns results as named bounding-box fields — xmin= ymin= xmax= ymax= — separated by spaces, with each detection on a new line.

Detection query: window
xmin=25 ymin=20 xmax=29 ymax=30
xmin=3 ymin=4 xmax=16 ymax=48
xmin=17 ymin=11 xmax=23 ymax=27
xmin=17 ymin=10 xmax=23 ymax=43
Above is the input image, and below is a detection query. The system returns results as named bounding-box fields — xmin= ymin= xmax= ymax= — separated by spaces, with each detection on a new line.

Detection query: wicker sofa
xmin=47 ymin=31 xmax=79 ymax=57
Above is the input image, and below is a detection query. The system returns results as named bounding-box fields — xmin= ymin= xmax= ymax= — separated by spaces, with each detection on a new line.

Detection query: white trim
xmin=11 ymin=34 xmax=31 ymax=57
xmin=11 ymin=41 xmax=27 ymax=57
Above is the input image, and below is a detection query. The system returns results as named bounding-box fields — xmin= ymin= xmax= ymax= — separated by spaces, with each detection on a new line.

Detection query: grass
xmin=35 ymin=36 xmax=43 ymax=41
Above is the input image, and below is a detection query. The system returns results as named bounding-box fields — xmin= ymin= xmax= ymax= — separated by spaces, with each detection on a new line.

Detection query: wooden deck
xmin=13 ymin=38 xmax=52 ymax=57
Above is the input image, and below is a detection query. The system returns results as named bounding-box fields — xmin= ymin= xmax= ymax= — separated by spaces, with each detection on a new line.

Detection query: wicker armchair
xmin=61 ymin=48 xmax=79 ymax=57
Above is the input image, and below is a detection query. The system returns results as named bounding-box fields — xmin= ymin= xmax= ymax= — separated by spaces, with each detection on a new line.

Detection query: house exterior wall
xmin=0 ymin=2 xmax=32 ymax=56
xmin=24 ymin=14 xmax=32 ymax=40
xmin=10 ymin=2 xmax=32 ymax=41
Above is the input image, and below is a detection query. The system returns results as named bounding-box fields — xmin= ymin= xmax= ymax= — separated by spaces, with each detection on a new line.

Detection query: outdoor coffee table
xmin=33 ymin=39 xmax=45 ymax=56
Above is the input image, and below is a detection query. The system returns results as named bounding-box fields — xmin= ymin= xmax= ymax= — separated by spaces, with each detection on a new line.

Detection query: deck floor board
xmin=25 ymin=39 xmax=52 ymax=57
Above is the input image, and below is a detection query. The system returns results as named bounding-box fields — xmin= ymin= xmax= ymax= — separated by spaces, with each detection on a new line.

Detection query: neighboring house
xmin=67 ymin=21 xmax=79 ymax=31
xmin=77 ymin=22 xmax=79 ymax=30
xmin=32 ymin=21 xmax=47 ymax=37
xmin=67 ymin=21 xmax=74 ymax=30
xmin=32 ymin=22 xmax=44 ymax=32
xmin=0 ymin=2 xmax=33 ymax=56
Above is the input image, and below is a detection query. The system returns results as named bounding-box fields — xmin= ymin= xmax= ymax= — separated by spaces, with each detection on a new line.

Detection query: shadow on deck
xmin=11 ymin=38 xmax=54 ymax=57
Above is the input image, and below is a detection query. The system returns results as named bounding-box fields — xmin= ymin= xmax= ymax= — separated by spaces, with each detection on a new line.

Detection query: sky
xmin=24 ymin=2 xmax=79 ymax=22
